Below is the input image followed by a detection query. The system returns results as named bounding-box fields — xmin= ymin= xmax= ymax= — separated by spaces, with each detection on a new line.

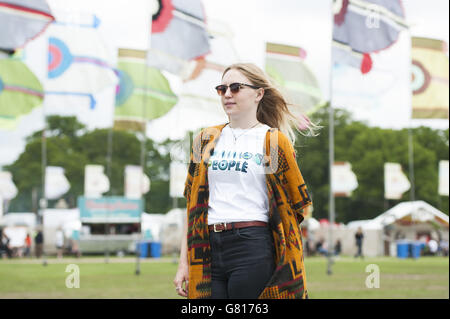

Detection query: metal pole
xmin=136 ymin=55 xmax=149 ymax=276
xmin=105 ymin=128 xmax=113 ymax=263
xmin=407 ymin=30 xmax=415 ymax=202
xmin=408 ymin=129 xmax=415 ymax=201
xmin=327 ymin=1 xmax=335 ymax=275
xmin=41 ymin=115 xmax=47 ymax=266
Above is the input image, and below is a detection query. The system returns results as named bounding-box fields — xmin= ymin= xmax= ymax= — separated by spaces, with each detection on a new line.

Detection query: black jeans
xmin=209 ymin=225 xmax=276 ymax=299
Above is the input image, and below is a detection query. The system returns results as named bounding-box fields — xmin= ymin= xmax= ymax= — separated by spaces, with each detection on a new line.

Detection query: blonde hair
xmin=222 ymin=63 xmax=319 ymax=145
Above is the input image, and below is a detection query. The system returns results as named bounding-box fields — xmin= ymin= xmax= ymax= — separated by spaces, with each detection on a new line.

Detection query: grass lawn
xmin=0 ymin=256 xmax=447 ymax=299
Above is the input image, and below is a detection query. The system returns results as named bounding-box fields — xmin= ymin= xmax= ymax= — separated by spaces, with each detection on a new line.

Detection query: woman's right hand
xmin=173 ymin=263 xmax=189 ymax=298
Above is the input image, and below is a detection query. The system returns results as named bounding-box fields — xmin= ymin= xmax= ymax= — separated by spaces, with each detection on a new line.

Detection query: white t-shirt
xmin=207 ymin=123 xmax=271 ymax=225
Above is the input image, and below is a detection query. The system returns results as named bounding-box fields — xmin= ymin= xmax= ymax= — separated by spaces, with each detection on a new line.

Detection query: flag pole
xmin=407 ymin=30 xmax=415 ymax=202
xmin=105 ymin=126 xmax=113 ymax=264
xmin=40 ymin=104 xmax=48 ymax=266
xmin=136 ymin=11 xmax=152 ymax=276
xmin=327 ymin=1 xmax=336 ymax=276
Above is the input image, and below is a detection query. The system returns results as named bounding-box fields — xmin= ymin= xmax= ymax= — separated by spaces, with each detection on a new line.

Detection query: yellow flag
xmin=411 ymin=37 xmax=449 ymax=119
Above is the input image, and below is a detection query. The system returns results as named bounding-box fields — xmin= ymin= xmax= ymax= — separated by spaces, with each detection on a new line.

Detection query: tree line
xmin=4 ymin=108 xmax=449 ymax=223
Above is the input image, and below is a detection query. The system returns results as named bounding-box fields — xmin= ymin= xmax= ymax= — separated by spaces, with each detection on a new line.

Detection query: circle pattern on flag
xmin=152 ymin=0 xmax=174 ymax=33
xmin=48 ymin=37 xmax=73 ymax=79
xmin=115 ymin=69 xmax=134 ymax=106
xmin=411 ymin=60 xmax=431 ymax=95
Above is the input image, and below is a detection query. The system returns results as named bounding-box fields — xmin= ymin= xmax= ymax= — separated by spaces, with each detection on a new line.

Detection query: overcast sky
xmin=0 ymin=0 xmax=448 ymax=168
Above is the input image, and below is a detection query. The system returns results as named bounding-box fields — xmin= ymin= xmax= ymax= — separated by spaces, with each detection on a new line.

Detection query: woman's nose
xmin=224 ymin=86 xmax=233 ymax=97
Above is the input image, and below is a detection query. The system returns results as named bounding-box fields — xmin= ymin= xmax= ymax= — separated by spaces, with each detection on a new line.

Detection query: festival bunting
xmin=332 ymin=0 xmax=408 ymax=74
xmin=332 ymin=161 xmax=358 ymax=197
xmin=384 ymin=163 xmax=411 ymax=200
xmin=0 ymin=171 xmax=18 ymax=201
xmin=147 ymin=0 xmax=210 ymax=77
xmin=0 ymin=58 xmax=44 ymax=130
xmin=0 ymin=0 xmax=54 ymax=51
xmin=411 ymin=37 xmax=449 ymax=119
xmin=124 ymin=165 xmax=150 ymax=199
xmin=438 ymin=160 xmax=449 ymax=196
xmin=84 ymin=165 xmax=110 ymax=198
xmin=45 ymin=166 xmax=70 ymax=200
xmin=114 ymin=48 xmax=178 ymax=131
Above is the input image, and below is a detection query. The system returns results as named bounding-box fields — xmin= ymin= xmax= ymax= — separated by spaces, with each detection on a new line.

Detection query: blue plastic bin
xmin=411 ymin=242 xmax=422 ymax=259
xmin=150 ymin=242 xmax=162 ymax=258
xmin=136 ymin=241 xmax=150 ymax=258
xmin=397 ymin=241 xmax=410 ymax=258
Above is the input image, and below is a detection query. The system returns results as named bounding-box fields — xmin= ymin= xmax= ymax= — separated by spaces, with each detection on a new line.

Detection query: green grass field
xmin=0 ymin=256 xmax=448 ymax=299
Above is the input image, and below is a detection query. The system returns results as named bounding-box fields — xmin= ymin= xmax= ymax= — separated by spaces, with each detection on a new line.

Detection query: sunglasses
xmin=215 ymin=82 xmax=260 ymax=96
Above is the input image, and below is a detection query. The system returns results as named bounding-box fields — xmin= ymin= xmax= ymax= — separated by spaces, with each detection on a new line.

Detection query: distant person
xmin=34 ymin=230 xmax=44 ymax=258
xmin=55 ymin=228 xmax=64 ymax=259
xmin=0 ymin=228 xmax=12 ymax=259
xmin=334 ymin=239 xmax=342 ymax=256
xmin=24 ymin=233 xmax=32 ymax=257
xmin=315 ymin=238 xmax=328 ymax=256
xmin=440 ymin=240 xmax=448 ymax=257
xmin=354 ymin=227 xmax=364 ymax=258
xmin=428 ymin=239 xmax=438 ymax=256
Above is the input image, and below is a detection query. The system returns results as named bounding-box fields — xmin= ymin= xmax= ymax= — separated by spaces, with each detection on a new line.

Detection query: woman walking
xmin=174 ymin=63 xmax=316 ymax=299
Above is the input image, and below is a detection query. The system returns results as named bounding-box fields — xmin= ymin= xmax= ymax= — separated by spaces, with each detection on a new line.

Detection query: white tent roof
xmin=373 ymin=201 xmax=449 ymax=227
xmin=0 ymin=212 xmax=36 ymax=228
xmin=348 ymin=201 xmax=449 ymax=230
xmin=347 ymin=219 xmax=382 ymax=230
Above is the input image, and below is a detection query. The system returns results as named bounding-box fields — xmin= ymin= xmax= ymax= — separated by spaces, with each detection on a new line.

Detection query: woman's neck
xmin=228 ymin=116 xmax=260 ymax=129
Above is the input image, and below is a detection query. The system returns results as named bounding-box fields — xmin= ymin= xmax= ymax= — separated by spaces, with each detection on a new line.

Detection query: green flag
xmin=0 ymin=58 xmax=44 ymax=130
xmin=114 ymin=49 xmax=178 ymax=131
xmin=265 ymin=42 xmax=325 ymax=117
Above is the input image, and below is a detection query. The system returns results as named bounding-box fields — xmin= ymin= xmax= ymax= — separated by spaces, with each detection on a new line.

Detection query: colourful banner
xmin=411 ymin=37 xmax=449 ymax=119
xmin=78 ymin=196 xmax=142 ymax=223
xmin=0 ymin=0 xmax=54 ymax=51
xmin=114 ymin=48 xmax=178 ymax=131
xmin=265 ymin=42 xmax=324 ymax=116
xmin=332 ymin=0 xmax=408 ymax=73
xmin=0 ymin=58 xmax=44 ymax=130
xmin=147 ymin=0 xmax=210 ymax=76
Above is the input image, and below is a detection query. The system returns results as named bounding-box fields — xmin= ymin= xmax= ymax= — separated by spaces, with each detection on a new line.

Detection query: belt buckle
xmin=213 ymin=222 xmax=226 ymax=232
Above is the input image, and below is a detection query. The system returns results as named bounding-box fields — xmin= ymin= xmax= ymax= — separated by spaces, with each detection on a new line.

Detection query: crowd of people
xmin=0 ymin=227 xmax=81 ymax=259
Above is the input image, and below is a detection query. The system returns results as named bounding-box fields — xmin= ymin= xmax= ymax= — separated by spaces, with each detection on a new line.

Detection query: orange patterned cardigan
xmin=183 ymin=123 xmax=312 ymax=299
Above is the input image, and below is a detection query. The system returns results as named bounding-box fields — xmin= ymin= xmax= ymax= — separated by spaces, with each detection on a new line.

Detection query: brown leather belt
xmin=208 ymin=221 xmax=268 ymax=233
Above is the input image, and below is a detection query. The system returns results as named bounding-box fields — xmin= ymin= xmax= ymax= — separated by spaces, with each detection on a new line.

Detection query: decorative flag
xmin=84 ymin=165 xmax=110 ymax=198
xmin=438 ymin=160 xmax=449 ymax=196
xmin=114 ymin=48 xmax=178 ymax=131
xmin=0 ymin=0 xmax=54 ymax=51
xmin=124 ymin=165 xmax=150 ymax=199
xmin=45 ymin=20 xmax=117 ymax=109
xmin=45 ymin=166 xmax=70 ymax=200
xmin=411 ymin=37 xmax=449 ymax=119
xmin=0 ymin=171 xmax=18 ymax=200
xmin=332 ymin=161 xmax=358 ymax=197
xmin=0 ymin=58 xmax=44 ymax=130
xmin=332 ymin=0 xmax=408 ymax=74
xmin=169 ymin=161 xmax=186 ymax=198
xmin=384 ymin=162 xmax=410 ymax=200
xmin=147 ymin=0 xmax=210 ymax=76
xmin=265 ymin=42 xmax=325 ymax=118
xmin=147 ymin=19 xmax=236 ymax=142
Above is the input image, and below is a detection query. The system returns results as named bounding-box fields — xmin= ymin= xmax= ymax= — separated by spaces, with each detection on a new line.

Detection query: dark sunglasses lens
xmin=215 ymin=85 xmax=226 ymax=96
xmin=229 ymin=83 xmax=241 ymax=93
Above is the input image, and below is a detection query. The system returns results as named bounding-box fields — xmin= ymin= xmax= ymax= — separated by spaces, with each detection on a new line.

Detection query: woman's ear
xmin=256 ymin=88 xmax=264 ymax=103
